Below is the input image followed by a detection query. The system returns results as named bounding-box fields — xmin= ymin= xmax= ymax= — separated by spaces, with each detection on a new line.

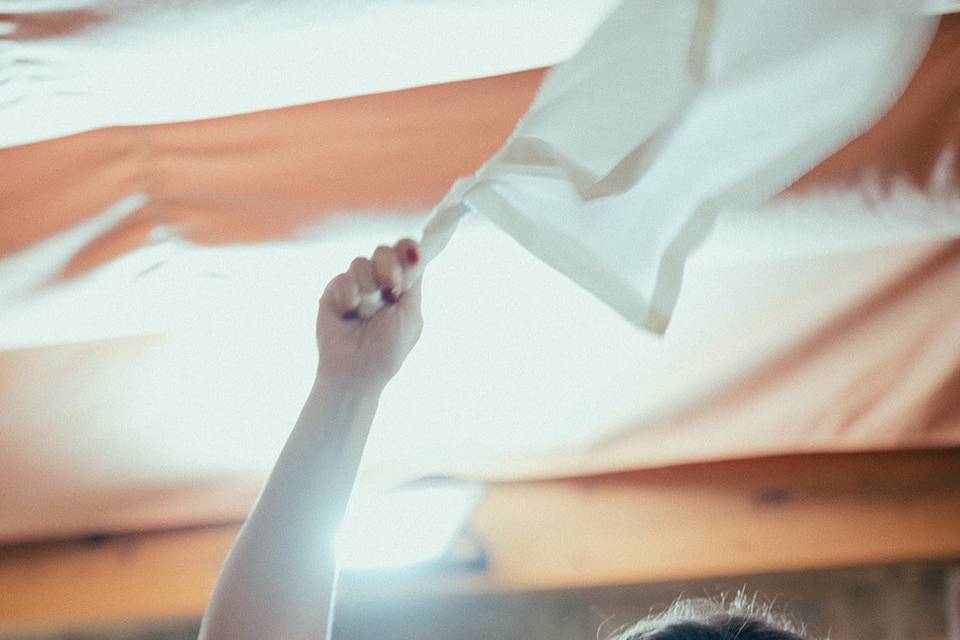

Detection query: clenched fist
xmin=316 ymin=238 xmax=424 ymax=388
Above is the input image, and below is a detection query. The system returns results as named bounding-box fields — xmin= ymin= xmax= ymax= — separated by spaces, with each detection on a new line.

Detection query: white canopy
xmin=1 ymin=1 xmax=959 ymax=544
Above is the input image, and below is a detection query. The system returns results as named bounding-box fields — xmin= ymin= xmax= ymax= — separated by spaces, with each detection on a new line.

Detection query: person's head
xmin=610 ymin=592 xmax=813 ymax=640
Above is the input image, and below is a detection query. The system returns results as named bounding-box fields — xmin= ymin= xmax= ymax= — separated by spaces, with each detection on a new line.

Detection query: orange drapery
xmin=1 ymin=69 xmax=544 ymax=276
xmin=3 ymin=16 xmax=959 ymax=282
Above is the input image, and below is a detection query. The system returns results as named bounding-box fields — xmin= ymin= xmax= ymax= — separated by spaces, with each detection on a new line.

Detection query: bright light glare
xmin=335 ymin=483 xmax=482 ymax=571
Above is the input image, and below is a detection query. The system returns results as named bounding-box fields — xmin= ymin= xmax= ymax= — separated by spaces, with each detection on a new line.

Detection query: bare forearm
xmin=199 ymin=374 xmax=384 ymax=640
xmin=200 ymin=238 xmax=422 ymax=640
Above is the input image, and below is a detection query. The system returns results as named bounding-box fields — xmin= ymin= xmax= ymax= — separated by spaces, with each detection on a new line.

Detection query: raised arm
xmin=199 ymin=239 xmax=423 ymax=640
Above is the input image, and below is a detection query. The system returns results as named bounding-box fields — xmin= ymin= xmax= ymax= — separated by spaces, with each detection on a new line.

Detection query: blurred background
xmin=1 ymin=2 xmax=958 ymax=638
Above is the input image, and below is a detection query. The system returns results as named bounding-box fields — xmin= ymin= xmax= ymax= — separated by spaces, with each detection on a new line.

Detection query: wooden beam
xmin=1 ymin=450 xmax=959 ymax=631
xmin=470 ymin=449 xmax=960 ymax=591
xmin=0 ymin=525 xmax=235 ymax=632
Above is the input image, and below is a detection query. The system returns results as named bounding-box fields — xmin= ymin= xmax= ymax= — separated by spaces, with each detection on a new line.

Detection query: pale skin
xmin=199 ymin=238 xmax=424 ymax=640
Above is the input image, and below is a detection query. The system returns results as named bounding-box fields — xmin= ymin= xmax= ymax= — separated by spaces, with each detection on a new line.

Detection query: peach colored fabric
xmin=469 ymin=238 xmax=960 ymax=481
xmin=1 ymin=17 xmax=958 ymax=283
xmin=0 ymin=70 xmax=543 ymax=277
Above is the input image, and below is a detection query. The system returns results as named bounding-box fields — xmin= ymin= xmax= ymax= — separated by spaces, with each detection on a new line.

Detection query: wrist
xmin=293 ymin=370 xmax=385 ymax=455
xmin=312 ymin=367 xmax=388 ymax=399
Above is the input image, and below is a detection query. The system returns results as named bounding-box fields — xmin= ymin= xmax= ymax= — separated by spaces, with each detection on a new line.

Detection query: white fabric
xmin=922 ymin=0 xmax=960 ymax=14
xmin=419 ymin=0 xmax=940 ymax=332
xmin=0 ymin=0 xmax=619 ymax=147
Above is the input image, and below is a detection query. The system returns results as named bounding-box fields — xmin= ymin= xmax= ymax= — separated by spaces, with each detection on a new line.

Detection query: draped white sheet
xmin=417 ymin=0 xmax=944 ymax=332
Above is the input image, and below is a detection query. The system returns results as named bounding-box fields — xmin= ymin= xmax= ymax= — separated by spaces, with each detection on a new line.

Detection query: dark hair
xmin=610 ymin=592 xmax=813 ymax=640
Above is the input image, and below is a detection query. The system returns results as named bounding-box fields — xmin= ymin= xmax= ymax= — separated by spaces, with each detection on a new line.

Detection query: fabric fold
xmin=420 ymin=0 xmax=940 ymax=332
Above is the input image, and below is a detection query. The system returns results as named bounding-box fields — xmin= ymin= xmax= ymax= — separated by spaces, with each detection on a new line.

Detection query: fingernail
xmin=405 ymin=247 xmax=419 ymax=264
xmin=382 ymin=287 xmax=399 ymax=304
xmin=343 ymin=309 xmax=360 ymax=320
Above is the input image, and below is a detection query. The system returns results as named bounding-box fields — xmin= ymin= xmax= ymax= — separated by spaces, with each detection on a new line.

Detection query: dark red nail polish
xmin=405 ymin=247 xmax=419 ymax=264
xmin=382 ymin=288 xmax=399 ymax=304
xmin=344 ymin=309 xmax=360 ymax=320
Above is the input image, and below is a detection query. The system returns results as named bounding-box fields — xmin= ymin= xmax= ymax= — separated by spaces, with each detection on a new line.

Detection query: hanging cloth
xmin=413 ymin=0 xmax=941 ymax=332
